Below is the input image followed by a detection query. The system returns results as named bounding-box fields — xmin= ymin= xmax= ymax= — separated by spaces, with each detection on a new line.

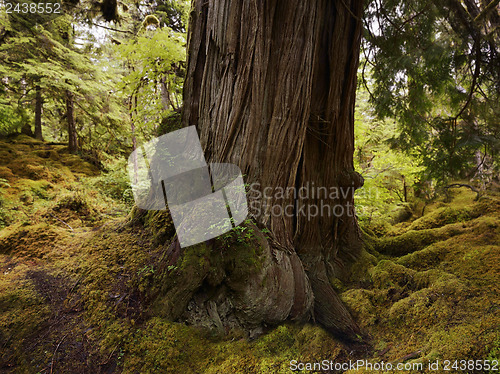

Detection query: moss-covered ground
xmin=0 ymin=135 xmax=498 ymax=373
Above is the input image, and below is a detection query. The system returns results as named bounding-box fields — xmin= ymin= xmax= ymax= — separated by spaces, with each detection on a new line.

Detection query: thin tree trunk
xmin=175 ymin=0 xmax=364 ymax=341
xmin=160 ymin=77 xmax=177 ymax=111
xmin=129 ymin=95 xmax=138 ymax=184
xmin=34 ymin=85 xmax=43 ymax=141
xmin=66 ymin=90 xmax=77 ymax=154
xmin=20 ymin=78 xmax=32 ymax=136
xmin=21 ymin=122 xmax=33 ymax=136
xmin=403 ymin=175 xmax=408 ymax=202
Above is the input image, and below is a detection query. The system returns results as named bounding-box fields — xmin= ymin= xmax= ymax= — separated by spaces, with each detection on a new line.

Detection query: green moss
xmin=362 ymin=220 xmax=391 ymax=238
xmin=142 ymin=210 xmax=176 ymax=246
xmin=427 ymin=324 xmax=494 ymax=360
xmin=18 ymin=178 xmax=54 ymax=200
xmin=486 ymin=335 xmax=500 ymax=374
xmin=342 ymin=288 xmax=378 ymax=326
xmin=0 ymin=223 xmax=65 ymax=256
xmin=122 ymin=318 xmax=212 ymax=373
xmin=369 ymin=259 xmax=415 ymax=289
xmin=60 ymin=153 xmax=100 ymax=176
xmin=375 ymin=223 xmax=465 ymax=255
xmin=342 ymin=249 xmax=378 ymax=287
xmin=9 ymin=134 xmax=44 ymax=144
xmin=407 ymin=206 xmax=476 ymax=230
xmin=344 ymin=193 xmax=499 ymax=366
xmin=396 ymin=241 xmax=449 ymax=271
xmin=0 ymin=261 xmax=51 ymax=361
xmin=254 ymin=325 xmax=296 ymax=357
xmin=388 ymin=274 xmax=465 ymax=327
xmin=0 ymin=166 xmax=15 ymax=180
xmin=55 ymin=192 xmax=92 ymax=213
xmin=1 ymin=133 xmax=499 ymax=372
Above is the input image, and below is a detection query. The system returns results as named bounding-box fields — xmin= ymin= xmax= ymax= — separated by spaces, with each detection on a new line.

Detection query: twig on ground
xmin=68 ymin=276 xmax=82 ymax=295
xmin=394 ymin=350 xmax=422 ymax=363
xmin=50 ymin=334 xmax=67 ymax=374
xmin=48 ymin=212 xmax=74 ymax=232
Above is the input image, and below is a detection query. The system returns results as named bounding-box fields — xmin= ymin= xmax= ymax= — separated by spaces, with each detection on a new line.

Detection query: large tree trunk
xmin=154 ymin=0 xmax=364 ymax=342
xmin=66 ymin=90 xmax=78 ymax=154
xmin=34 ymin=85 xmax=43 ymax=141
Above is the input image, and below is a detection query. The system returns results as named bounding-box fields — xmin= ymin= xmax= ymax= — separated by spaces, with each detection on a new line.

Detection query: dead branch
xmin=50 ymin=334 xmax=67 ymax=374
xmin=48 ymin=212 xmax=74 ymax=232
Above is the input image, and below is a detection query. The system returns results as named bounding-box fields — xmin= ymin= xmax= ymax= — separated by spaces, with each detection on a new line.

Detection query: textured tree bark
xmin=34 ymin=85 xmax=43 ymax=141
xmin=179 ymin=0 xmax=364 ymax=341
xmin=66 ymin=90 xmax=77 ymax=154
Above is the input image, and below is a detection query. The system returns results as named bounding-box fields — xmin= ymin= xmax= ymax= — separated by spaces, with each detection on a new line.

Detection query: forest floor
xmin=0 ymin=134 xmax=499 ymax=373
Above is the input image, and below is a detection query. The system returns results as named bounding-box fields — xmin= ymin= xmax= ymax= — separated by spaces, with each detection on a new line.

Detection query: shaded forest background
xmin=0 ymin=0 xmax=499 ymax=372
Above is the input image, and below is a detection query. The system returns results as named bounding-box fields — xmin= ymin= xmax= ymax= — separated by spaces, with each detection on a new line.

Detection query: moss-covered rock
xmin=407 ymin=206 xmax=478 ymax=230
xmin=374 ymin=224 xmax=464 ymax=256
xmin=0 ymin=223 xmax=65 ymax=256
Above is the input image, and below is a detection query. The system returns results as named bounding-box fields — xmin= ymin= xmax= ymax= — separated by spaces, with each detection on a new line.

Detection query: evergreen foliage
xmin=354 ymin=85 xmax=424 ymax=222
xmin=363 ymin=0 xmax=500 ymax=184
